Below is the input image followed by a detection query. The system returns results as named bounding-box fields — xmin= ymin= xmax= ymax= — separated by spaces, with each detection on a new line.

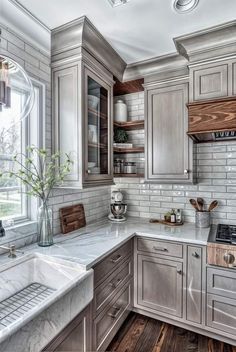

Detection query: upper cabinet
xmin=189 ymin=59 xmax=236 ymax=102
xmin=51 ymin=17 xmax=125 ymax=188
xmin=145 ymin=79 xmax=194 ymax=184
xmin=174 ymin=21 xmax=236 ymax=103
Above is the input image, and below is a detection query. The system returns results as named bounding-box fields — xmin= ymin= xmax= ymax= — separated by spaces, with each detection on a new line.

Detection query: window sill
xmin=0 ymin=221 xmax=37 ymax=247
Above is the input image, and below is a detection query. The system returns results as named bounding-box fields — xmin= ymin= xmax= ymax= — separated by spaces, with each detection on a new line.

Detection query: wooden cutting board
xmin=149 ymin=219 xmax=184 ymax=226
xmin=60 ymin=204 xmax=86 ymax=234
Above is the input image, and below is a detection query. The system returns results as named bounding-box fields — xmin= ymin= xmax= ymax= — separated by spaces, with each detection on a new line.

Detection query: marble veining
xmin=0 ymin=253 xmax=93 ymax=345
xmin=20 ymin=217 xmax=210 ymax=270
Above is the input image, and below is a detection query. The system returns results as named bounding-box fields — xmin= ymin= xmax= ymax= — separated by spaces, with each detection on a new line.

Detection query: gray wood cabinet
xmin=206 ymin=266 xmax=236 ymax=336
xmin=186 ymin=246 xmax=203 ymax=325
xmin=92 ymin=240 xmax=133 ymax=352
xmin=189 ymin=59 xmax=236 ymax=102
xmin=136 ymin=254 xmax=183 ymax=318
xmin=43 ymin=305 xmax=92 ymax=352
xmin=52 ymin=58 xmax=114 ymax=188
xmin=191 ymin=63 xmax=228 ymax=101
xmin=145 ymin=81 xmax=193 ymax=184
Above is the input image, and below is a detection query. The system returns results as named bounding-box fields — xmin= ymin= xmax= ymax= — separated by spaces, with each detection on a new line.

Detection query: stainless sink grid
xmin=0 ymin=283 xmax=55 ymax=329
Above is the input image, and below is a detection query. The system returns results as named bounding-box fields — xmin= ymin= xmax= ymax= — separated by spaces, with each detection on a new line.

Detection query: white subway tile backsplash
xmin=114 ymin=93 xmax=236 ymax=224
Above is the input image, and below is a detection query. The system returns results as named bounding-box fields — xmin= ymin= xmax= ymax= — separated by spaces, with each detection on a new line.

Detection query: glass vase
xmin=37 ymin=201 xmax=53 ymax=247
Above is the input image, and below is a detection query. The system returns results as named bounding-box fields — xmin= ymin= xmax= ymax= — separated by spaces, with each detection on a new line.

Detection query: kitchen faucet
xmin=0 ymin=245 xmax=24 ymax=258
xmin=0 ymin=220 xmax=5 ymax=237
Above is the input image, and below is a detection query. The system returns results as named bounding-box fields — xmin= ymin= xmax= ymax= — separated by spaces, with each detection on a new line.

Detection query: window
xmin=0 ymin=80 xmax=45 ymax=222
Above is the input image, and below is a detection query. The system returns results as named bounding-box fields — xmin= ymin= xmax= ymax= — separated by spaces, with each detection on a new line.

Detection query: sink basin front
xmin=0 ymin=253 xmax=93 ymax=343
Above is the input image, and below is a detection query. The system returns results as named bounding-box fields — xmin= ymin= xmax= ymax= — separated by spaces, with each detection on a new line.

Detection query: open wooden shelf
xmin=114 ymin=120 xmax=144 ymax=130
xmin=114 ymin=173 xmax=144 ymax=178
xmin=113 ymin=146 xmax=144 ymax=154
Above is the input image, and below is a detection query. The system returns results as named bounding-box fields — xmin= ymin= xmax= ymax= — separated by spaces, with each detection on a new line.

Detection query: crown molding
xmin=1 ymin=0 xmax=50 ymax=56
xmin=174 ymin=20 xmax=236 ymax=63
xmin=123 ymin=52 xmax=188 ymax=82
xmin=51 ymin=16 xmax=126 ymax=81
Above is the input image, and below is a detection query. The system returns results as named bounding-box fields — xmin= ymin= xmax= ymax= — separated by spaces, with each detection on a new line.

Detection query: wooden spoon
xmin=208 ymin=200 xmax=218 ymax=212
xmin=189 ymin=199 xmax=199 ymax=211
xmin=197 ymin=198 xmax=204 ymax=211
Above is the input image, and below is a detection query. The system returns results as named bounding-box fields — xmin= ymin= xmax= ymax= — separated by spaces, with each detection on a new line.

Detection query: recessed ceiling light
xmin=108 ymin=0 xmax=130 ymax=7
xmin=173 ymin=0 xmax=199 ymax=13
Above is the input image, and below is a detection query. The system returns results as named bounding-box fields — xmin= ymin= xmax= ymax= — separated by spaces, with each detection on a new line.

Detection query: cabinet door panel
xmin=207 ymin=294 xmax=236 ymax=336
xmin=137 ymin=254 xmax=183 ymax=317
xmin=43 ymin=306 xmax=91 ymax=352
xmin=146 ymin=83 xmax=192 ymax=183
xmin=186 ymin=246 xmax=202 ymax=324
xmin=193 ymin=64 xmax=228 ymax=101
xmin=233 ymin=62 xmax=236 ymax=96
xmin=53 ymin=65 xmax=79 ymax=182
xmin=84 ymin=67 xmax=113 ymax=183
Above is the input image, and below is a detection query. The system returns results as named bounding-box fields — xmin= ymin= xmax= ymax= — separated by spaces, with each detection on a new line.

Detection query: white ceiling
xmin=14 ymin=0 xmax=236 ymax=64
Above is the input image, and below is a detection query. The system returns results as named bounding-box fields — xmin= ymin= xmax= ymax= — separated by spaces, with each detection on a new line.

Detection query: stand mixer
xmin=108 ymin=190 xmax=127 ymax=222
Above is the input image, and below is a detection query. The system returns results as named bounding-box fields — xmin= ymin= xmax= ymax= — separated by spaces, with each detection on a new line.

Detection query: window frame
xmin=0 ymin=77 xmax=46 ymax=224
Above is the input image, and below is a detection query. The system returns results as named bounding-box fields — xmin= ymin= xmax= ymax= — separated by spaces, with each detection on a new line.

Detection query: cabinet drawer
xmin=207 ymin=294 xmax=236 ymax=336
xmin=207 ymin=267 xmax=236 ymax=300
xmin=137 ymin=238 xmax=183 ymax=258
xmin=94 ymin=241 xmax=132 ymax=288
xmin=93 ymin=257 xmax=132 ymax=317
xmin=93 ymin=282 xmax=131 ymax=351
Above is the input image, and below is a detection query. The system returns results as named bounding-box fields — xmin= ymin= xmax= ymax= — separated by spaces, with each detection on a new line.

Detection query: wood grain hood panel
xmin=187 ymin=97 xmax=236 ymax=142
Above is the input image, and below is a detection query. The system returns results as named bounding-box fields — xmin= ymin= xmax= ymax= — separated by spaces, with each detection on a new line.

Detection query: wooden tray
xmin=60 ymin=204 xmax=86 ymax=234
xmin=149 ymin=219 xmax=184 ymax=226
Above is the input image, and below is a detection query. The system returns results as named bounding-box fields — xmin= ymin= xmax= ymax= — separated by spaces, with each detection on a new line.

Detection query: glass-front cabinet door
xmin=84 ymin=68 xmax=113 ymax=184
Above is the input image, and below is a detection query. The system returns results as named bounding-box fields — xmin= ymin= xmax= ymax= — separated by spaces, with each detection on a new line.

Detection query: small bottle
xmin=170 ymin=209 xmax=176 ymax=223
xmin=176 ymin=209 xmax=182 ymax=223
xmin=0 ymin=221 xmax=5 ymax=237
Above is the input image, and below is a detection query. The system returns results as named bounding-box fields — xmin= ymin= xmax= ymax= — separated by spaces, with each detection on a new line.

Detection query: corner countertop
xmin=19 ymin=217 xmax=210 ymax=270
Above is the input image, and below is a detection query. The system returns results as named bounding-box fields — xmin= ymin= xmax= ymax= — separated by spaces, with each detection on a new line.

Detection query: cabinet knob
xmin=184 ymin=169 xmax=189 ymax=174
xmin=192 ymin=252 xmax=199 ymax=258
xmin=177 ymin=269 xmax=182 ymax=275
xmin=223 ymin=253 xmax=235 ymax=265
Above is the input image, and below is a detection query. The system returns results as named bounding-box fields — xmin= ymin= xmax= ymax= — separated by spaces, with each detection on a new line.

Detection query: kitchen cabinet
xmin=136 ymin=254 xmax=183 ymax=318
xmin=207 ymin=266 xmax=236 ymax=336
xmin=42 ymin=305 xmax=91 ymax=352
xmin=144 ymin=80 xmax=193 ymax=183
xmin=189 ymin=59 xmax=236 ymax=102
xmin=52 ymin=59 xmax=114 ymax=189
xmin=92 ymin=240 xmax=133 ymax=352
xmin=186 ymin=245 xmax=203 ymax=324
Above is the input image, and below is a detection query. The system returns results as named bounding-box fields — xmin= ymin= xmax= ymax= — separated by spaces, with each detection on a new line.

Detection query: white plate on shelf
xmin=88 ymin=95 xmax=99 ymax=110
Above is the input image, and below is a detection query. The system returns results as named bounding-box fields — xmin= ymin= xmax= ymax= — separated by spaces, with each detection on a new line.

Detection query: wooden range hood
xmin=187 ymin=97 xmax=236 ymax=143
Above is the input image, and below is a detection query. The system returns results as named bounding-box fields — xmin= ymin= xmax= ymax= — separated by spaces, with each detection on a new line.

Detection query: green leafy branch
xmin=0 ymin=146 xmax=73 ymax=203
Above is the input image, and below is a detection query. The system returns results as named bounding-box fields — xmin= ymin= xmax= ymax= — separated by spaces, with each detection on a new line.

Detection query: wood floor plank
xmin=108 ymin=313 xmax=148 ymax=352
xmin=108 ymin=313 xmax=137 ymax=351
xmin=134 ymin=317 xmax=163 ymax=352
xmin=107 ymin=313 xmax=236 ymax=352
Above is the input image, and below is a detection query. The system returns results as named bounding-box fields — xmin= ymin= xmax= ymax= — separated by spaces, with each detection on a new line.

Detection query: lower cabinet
xmin=207 ymin=266 xmax=236 ymax=337
xmin=134 ymin=238 xmax=205 ymax=328
xmin=42 ymin=305 xmax=91 ymax=352
xmin=137 ymin=254 xmax=183 ymax=318
xmin=186 ymin=245 xmax=203 ymax=325
xmin=93 ymin=281 xmax=132 ymax=351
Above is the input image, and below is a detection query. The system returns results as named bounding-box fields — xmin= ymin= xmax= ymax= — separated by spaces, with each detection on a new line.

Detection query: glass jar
xmin=124 ymin=162 xmax=137 ymax=174
xmin=37 ymin=201 xmax=53 ymax=247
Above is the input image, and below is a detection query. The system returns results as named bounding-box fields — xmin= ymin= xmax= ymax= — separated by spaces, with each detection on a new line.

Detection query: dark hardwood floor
xmin=107 ymin=313 xmax=236 ymax=352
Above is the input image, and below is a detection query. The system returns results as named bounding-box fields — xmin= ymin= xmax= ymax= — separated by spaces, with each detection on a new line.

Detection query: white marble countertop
xmin=19 ymin=217 xmax=210 ymax=270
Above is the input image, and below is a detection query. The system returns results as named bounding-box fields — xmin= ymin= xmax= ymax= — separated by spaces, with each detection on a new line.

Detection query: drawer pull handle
xmin=153 ymin=246 xmax=168 ymax=252
xmin=111 ymin=255 xmax=122 ymax=264
xmin=192 ymin=252 xmax=199 ymax=258
xmin=177 ymin=269 xmax=182 ymax=275
xmin=109 ymin=278 xmax=122 ymax=288
xmin=107 ymin=307 xmax=121 ymax=319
